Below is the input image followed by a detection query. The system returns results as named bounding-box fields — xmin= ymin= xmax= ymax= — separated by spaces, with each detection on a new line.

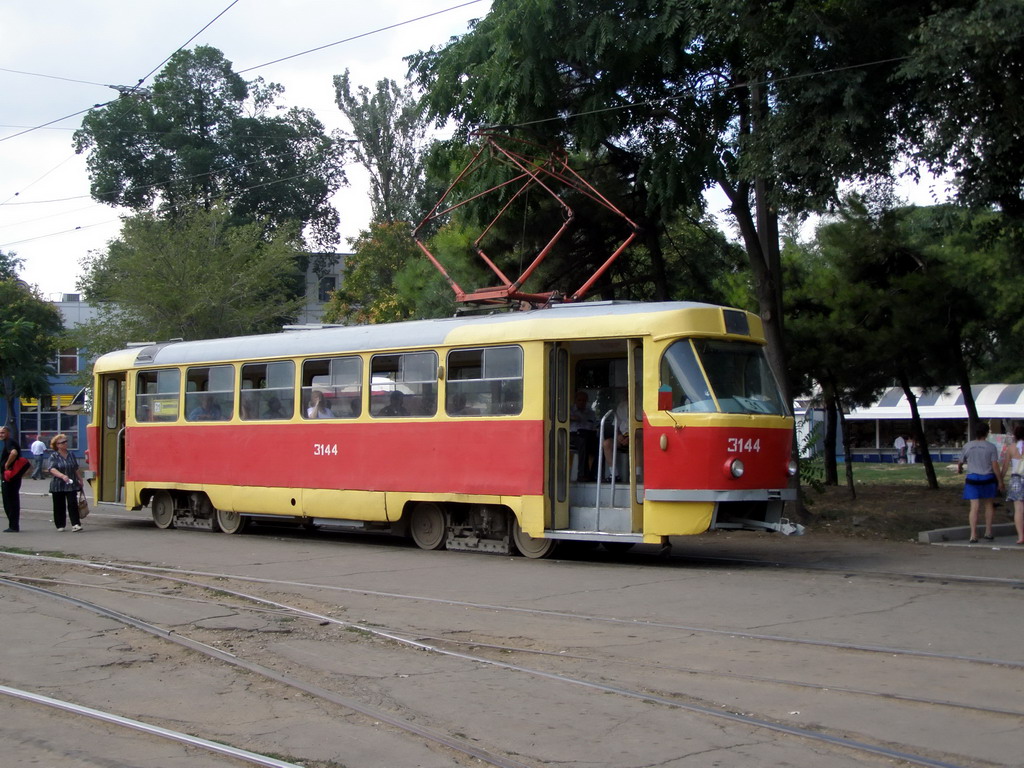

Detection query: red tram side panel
xmin=124 ymin=420 xmax=545 ymax=497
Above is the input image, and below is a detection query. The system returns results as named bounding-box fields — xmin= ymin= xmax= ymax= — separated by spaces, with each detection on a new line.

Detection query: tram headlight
xmin=724 ymin=458 xmax=745 ymax=479
xmin=787 ymin=459 xmax=798 ymax=477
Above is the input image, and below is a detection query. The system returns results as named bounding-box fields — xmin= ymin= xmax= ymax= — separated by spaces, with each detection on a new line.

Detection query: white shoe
xmin=71 ymin=524 xmax=82 ymax=532
xmin=56 ymin=527 xmax=66 ymax=532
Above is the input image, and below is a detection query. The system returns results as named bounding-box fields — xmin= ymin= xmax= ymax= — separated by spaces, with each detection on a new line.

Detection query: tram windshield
xmin=660 ymin=339 xmax=789 ymax=416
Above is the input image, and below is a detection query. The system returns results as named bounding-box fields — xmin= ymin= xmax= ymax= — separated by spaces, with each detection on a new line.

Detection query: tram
xmin=87 ymin=300 xmax=800 ymax=557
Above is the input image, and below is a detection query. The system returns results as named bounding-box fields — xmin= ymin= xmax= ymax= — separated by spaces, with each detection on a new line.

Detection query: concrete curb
xmin=918 ymin=522 xmax=1017 ymax=543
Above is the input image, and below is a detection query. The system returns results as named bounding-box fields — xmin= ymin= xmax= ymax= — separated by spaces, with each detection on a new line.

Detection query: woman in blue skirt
xmin=957 ymin=423 xmax=1002 ymax=543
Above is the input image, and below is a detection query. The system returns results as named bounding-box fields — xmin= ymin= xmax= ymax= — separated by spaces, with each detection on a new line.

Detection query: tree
xmin=899 ymin=0 xmax=1024 ymax=219
xmin=800 ymin=198 xmax=1011 ymax=489
xmin=334 ymin=72 xmax=430 ymax=225
xmin=73 ymin=46 xmax=346 ymax=253
xmin=409 ymin=0 xmax=953 ymax=401
xmin=73 ymin=206 xmax=303 ymax=355
xmin=0 ymin=271 xmax=65 ymax=434
xmin=0 ymin=250 xmax=23 ymax=282
xmin=321 ymin=221 xmax=455 ymax=324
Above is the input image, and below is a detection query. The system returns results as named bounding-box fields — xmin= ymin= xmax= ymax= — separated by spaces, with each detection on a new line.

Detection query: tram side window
xmin=301 ymin=356 xmax=362 ymax=418
xmin=135 ymin=369 xmax=180 ymax=422
xmin=184 ymin=365 xmax=234 ymax=422
xmin=370 ymin=351 xmax=437 ymax=418
xmin=446 ymin=346 xmax=523 ymax=416
xmin=240 ymin=360 xmax=295 ymax=420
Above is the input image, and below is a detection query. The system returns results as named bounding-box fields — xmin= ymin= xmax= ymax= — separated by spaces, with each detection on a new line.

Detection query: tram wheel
xmin=409 ymin=502 xmax=447 ymax=550
xmin=512 ymin=518 xmax=558 ymax=559
xmin=215 ymin=508 xmax=247 ymax=535
xmin=152 ymin=491 xmax=175 ymax=530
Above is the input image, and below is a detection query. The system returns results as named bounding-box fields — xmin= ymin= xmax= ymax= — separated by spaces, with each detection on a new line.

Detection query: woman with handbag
xmin=0 ymin=426 xmax=23 ymax=532
xmin=47 ymin=434 xmax=85 ymax=532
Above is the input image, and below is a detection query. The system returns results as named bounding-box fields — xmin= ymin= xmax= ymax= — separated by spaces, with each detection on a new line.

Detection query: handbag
xmin=77 ymin=492 xmax=90 ymax=519
xmin=3 ymin=456 xmax=30 ymax=482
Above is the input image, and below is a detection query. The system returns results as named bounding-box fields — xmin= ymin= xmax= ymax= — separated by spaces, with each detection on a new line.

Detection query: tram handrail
xmin=594 ymin=409 xmax=621 ymax=515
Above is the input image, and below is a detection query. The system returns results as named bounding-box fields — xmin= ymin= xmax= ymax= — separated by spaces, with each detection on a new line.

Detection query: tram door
xmin=546 ymin=343 xmax=571 ymax=529
xmin=96 ymin=373 xmax=126 ymax=503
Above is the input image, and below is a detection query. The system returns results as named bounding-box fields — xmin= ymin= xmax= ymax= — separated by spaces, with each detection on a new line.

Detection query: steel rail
xmin=0 ymin=683 xmax=304 ymax=768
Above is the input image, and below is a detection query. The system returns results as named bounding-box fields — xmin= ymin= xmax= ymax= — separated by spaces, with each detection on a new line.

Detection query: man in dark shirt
xmin=0 ymin=425 xmax=22 ymax=532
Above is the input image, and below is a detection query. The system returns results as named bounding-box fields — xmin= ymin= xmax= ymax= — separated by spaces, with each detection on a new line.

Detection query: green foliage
xmin=0 ymin=250 xmax=23 ymax=282
xmin=322 ymin=222 xmax=435 ymax=324
xmin=72 ymin=206 xmax=303 ymax=356
xmin=799 ymin=421 xmax=826 ymax=497
xmin=73 ymin=45 xmax=346 ymax=251
xmin=0 ymin=279 xmax=65 ymax=433
xmin=899 ymin=0 xmax=1024 ymax=218
xmin=408 ymin=0 xmax=965 ymax=403
xmin=334 ymin=72 xmax=428 ymax=225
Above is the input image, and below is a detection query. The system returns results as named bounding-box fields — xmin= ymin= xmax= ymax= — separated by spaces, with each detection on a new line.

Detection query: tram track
xmin=12 ymin=551 xmax=1015 ymax=668
xmin=7 ymin=568 xmax=1022 ymax=720
xmin=0 ymin=575 xmax=533 ymax=768
xmin=1 ymin=551 xmax=1016 ymax=768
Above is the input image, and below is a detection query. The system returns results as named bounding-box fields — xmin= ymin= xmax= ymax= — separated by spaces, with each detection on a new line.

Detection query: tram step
xmin=569 ymin=483 xmax=637 ymax=508
xmin=568 ymin=505 xmax=632 ymax=533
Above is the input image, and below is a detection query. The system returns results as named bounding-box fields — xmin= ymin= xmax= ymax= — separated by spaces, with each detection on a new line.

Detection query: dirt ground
xmin=803 ymin=483 xmax=977 ymax=541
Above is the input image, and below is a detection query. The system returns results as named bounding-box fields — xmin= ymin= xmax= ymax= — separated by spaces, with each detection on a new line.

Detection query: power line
xmin=0 ymin=0 xmax=241 ymax=144
xmin=237 ymin=0 xmax=487 ymax=74
xmin=0 ymin=67 xmax=109 ymax=88
xmin=0 ymin=218 xmax=120 ymax=248
xmin=136 ymin=0 xmax=242 ymax=87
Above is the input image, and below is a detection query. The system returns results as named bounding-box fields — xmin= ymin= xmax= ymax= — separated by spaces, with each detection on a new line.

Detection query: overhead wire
xmin=135 ymin=0 xmax=242 ymax=87
xmin=0 ymin=0 xmax=244 ymax=248
xmin=237 ymin=0 xmax=486 ymax=74
xmin=0 ymin=1 xmax=488 ymax=250
xmin=0 ymin=67 xmax=109 ymax=88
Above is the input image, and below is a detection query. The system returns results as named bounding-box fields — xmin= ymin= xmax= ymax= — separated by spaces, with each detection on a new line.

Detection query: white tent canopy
xmin=845 ymin=384 xmax=1024 ymax=422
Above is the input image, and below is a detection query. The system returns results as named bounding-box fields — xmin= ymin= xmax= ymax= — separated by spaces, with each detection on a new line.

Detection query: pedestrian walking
xmin=29 ymin=434 xmax=47 ymax=479
xmin=894 ymin=434 xmax=907 ymax=463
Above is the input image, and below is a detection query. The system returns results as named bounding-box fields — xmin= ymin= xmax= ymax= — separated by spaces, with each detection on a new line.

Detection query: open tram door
xmin=95 ymin=373 xmax=126 ymax=503
xmin=548 ymin=339 xmax=644 ymax=545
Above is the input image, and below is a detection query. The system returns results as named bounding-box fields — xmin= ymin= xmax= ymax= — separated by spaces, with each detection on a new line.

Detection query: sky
xmin=0 ymin=0 xmax=490 ymax=299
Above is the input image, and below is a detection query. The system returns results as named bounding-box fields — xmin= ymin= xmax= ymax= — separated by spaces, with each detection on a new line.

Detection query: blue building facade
xmin=2 ymin=296 xmax=95 ymax=462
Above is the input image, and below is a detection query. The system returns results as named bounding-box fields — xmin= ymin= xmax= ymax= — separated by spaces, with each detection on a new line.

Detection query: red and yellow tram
xmin=88 ymin=301 xmax=799 ymax=558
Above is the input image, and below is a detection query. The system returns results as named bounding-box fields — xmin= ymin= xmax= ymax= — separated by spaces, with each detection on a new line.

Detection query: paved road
xmin=1 ymin=481 xmax=1022 ymax=767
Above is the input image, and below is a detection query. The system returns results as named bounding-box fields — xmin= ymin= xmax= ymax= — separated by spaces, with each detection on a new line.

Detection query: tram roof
xmin=95 ymin=301 xmax=762 ymax=370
